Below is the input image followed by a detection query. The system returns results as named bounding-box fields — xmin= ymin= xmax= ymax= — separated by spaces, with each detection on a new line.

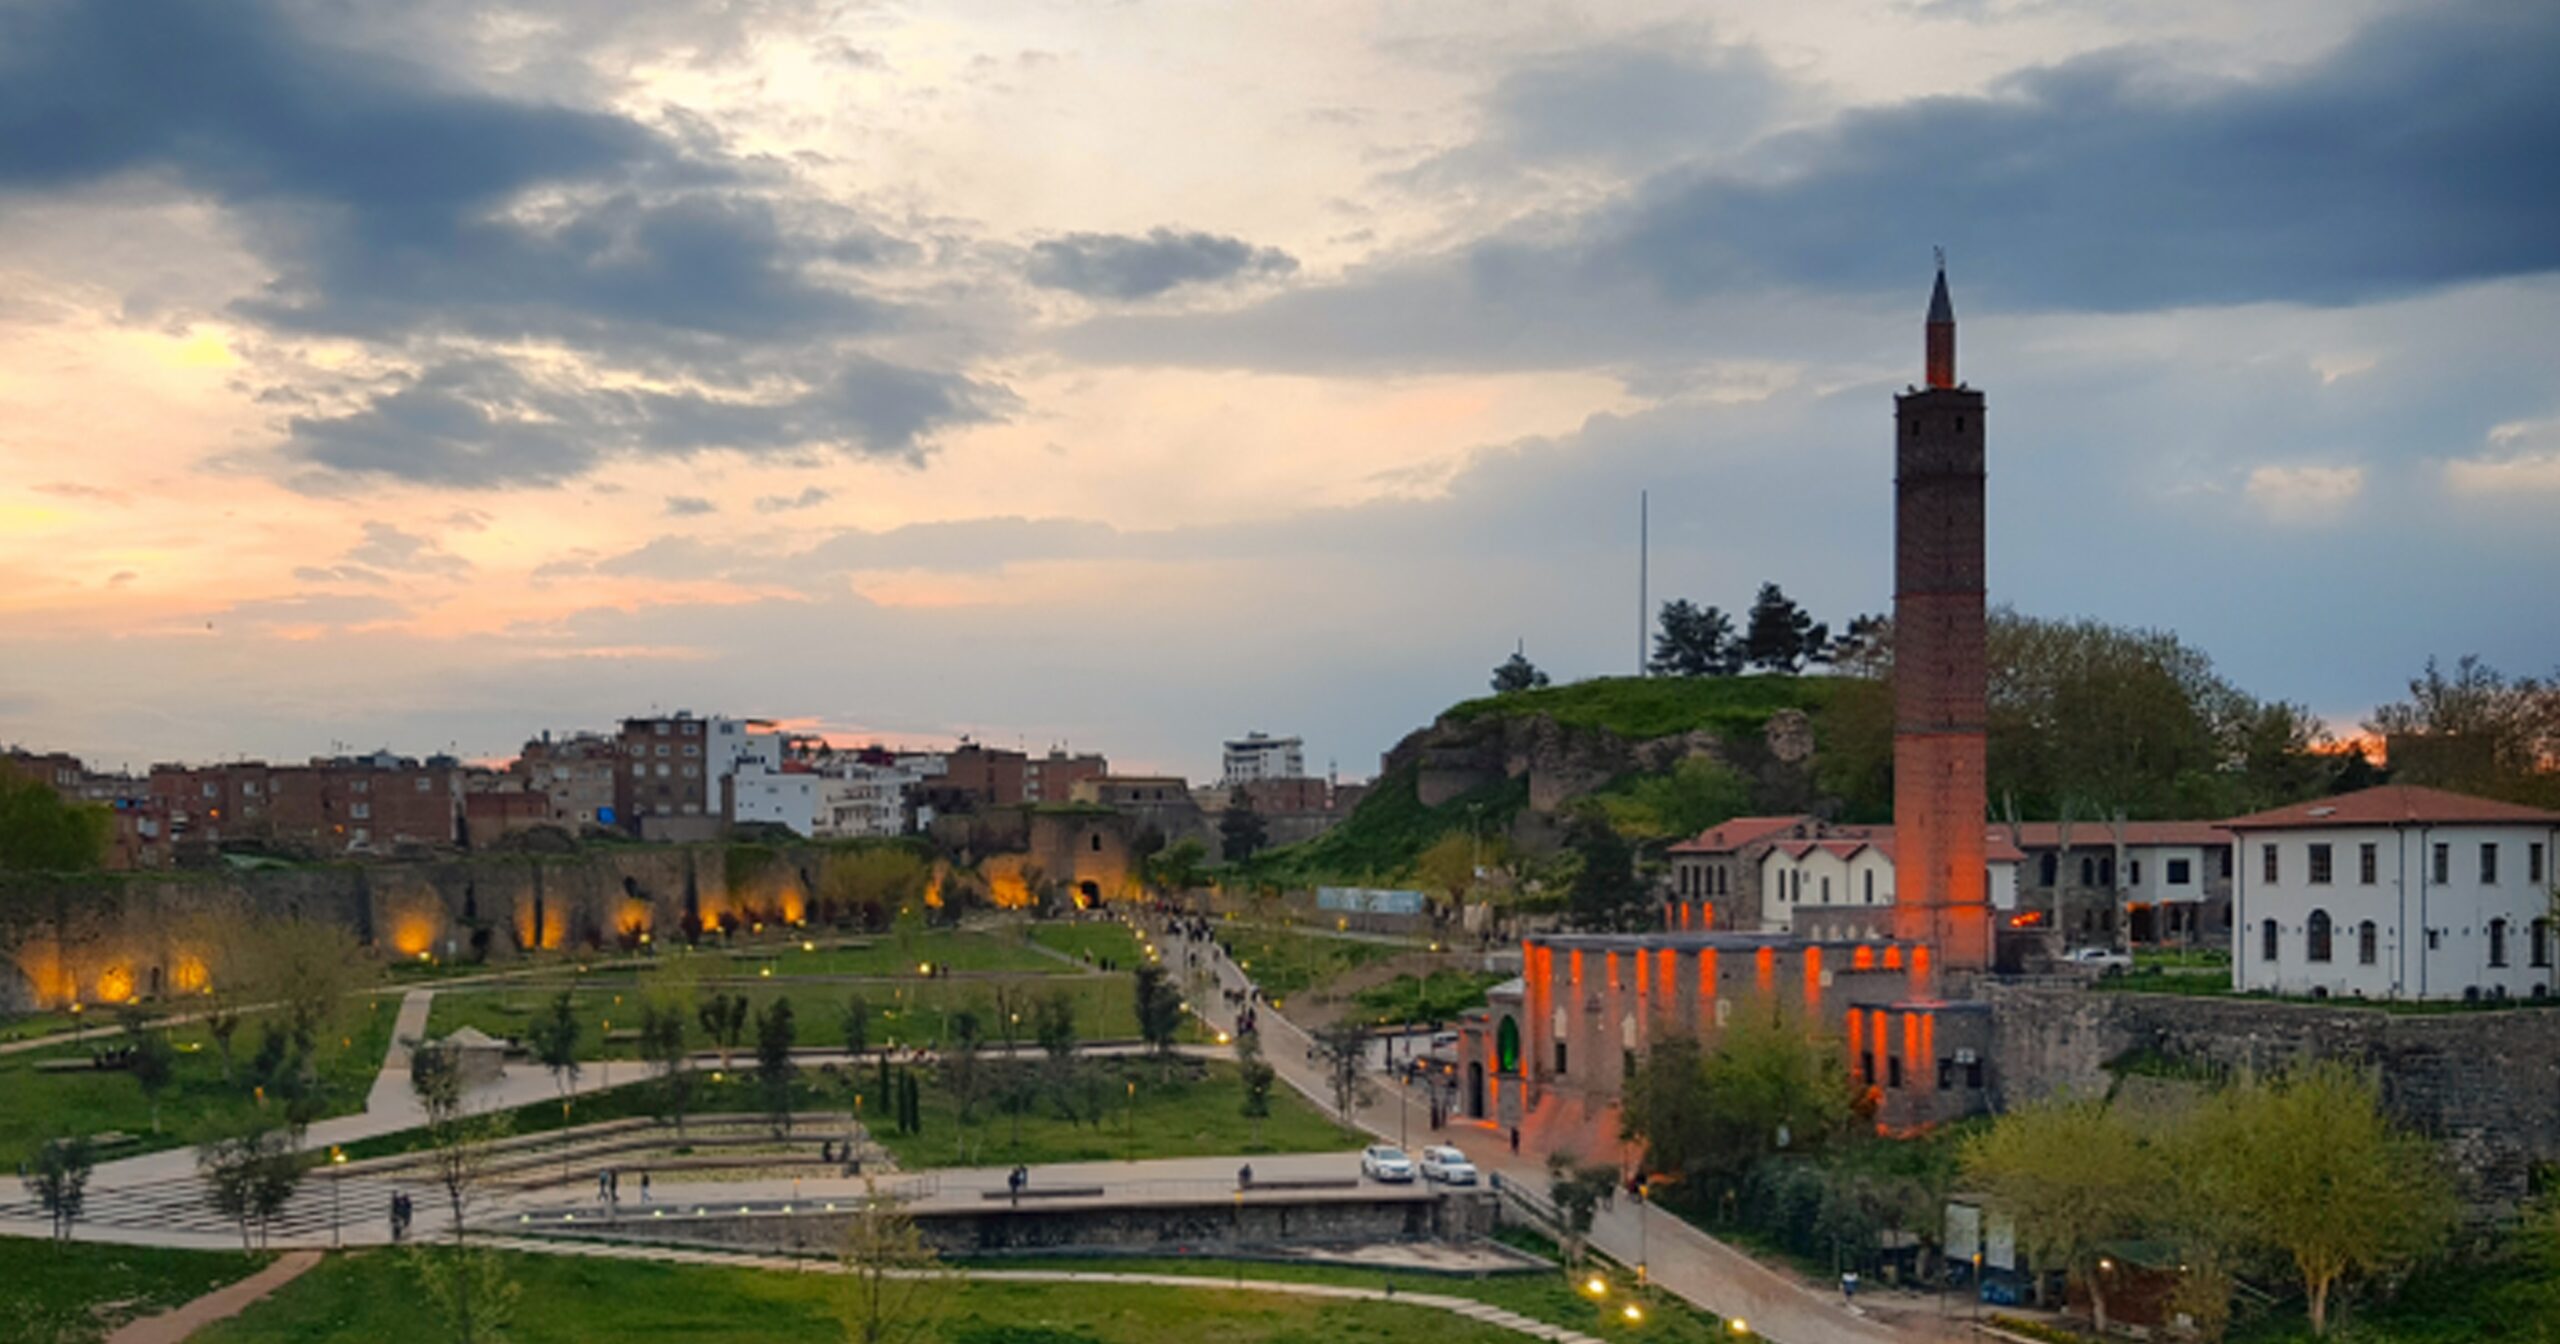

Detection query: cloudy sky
xmin=2 ymin=0 xmax=2555 ymax=781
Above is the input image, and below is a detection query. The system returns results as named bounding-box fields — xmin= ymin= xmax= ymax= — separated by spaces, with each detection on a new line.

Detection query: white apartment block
xmin=1222 ymin=732 xmax=1304 ymax=785
xmin=2227 ymin=785 xmax=2560 ymax=1001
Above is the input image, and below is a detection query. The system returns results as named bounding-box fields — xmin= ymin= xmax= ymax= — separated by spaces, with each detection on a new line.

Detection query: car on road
xmin=1417 ymin=1144 xmax=1478 ymax=1185
xmin=1360 ymin=1145 xmax=1417 ymax=1183
xmin=2064 ymin=946 xmax=2133 ymax=973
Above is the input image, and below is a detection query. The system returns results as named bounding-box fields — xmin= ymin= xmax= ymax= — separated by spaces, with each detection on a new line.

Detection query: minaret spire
xmin=1925 ymin=249 xmax=1956 ymax=389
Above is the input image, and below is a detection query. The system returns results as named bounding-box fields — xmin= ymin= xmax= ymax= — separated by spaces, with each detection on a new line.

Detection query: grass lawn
xmin=717 ymin=929 xmax=1070 ymax=978
xmin=0 ymin=1010 xmax=91 ymax=1045
xmin=0 ymin=999 xmax=397 ymax=1168
xmin=0 ymin=1234 xmax=270 ymax=1344
xmin=979 ymin=1252 xmax=1739 ymax=1343
xmin=1219 ymin=926 xmax=1405 ymax=1001
xmin=1346 ymin=971 xmax=1508 ymax=1026
xmin=1029 ymin=922 xmax=1147 ymax=968
xmin=1442 ymin=673 xmax=1839 ymax=741
xmin=189 ymin=1245 xmax=1540 ymax=1344
xmin=424 ymin=975 xmax=1146 ymax=1061
xmin=341 ymin=1055 xmax=1356 ymax=1169
xmin=871 ymin=1056 xmax=1361 ymax=1169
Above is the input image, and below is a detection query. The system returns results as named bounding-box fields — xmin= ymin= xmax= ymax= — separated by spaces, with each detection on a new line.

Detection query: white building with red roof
xmin=2224 ymin=785 xmax=2560 ymax=1001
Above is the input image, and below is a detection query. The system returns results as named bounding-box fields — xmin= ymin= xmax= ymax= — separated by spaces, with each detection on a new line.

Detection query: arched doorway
xmin=1466 ymin=1060 xmax=1485 ymax=1119
xmin=1496 ymin=1015 xmax=1521 ymax=1075
xmin=1078 ymin=881 xmax=1101 ymax=909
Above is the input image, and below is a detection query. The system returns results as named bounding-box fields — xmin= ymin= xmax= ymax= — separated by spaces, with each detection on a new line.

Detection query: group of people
xmin=594 ymin=1167 xmax=649 ymax=1206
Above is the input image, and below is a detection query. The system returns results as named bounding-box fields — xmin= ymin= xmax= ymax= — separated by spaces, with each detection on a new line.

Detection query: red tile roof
xmin=1757 ymin=825 xmax=2025 ymax=865
xmin=2221 ymin=785 xmax=2560 ymax=831
xmin=1669 ymin=815 xmax=1812 ymax=854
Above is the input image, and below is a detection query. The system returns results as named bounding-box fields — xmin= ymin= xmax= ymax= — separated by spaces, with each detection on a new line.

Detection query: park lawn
xmin=335 ymin=1071 xmax=853 ymax=1161
xmin=423 ymin=975 xmax=1146 ymax=1061
xmin=189 ymin=1245 xmax=1537 ymax=1344
xmin=1347 ymin=970 xmax=1508 ymax=1026
xmin=870 ymin=1055 xmax=1361 ymax=1170
xmin=0 ymin=1236 xmax=272 ymax=1344
xmin=981 ymin=1253 xmax=1739 ymax=1344
xmin=1220 ymin=925 xmax=1406 ymax=1001
xmin=1029 ymin=921 xmax=1147 ymax=969
xmin=718 ymin=928 xmax=1069 ymax=978
xmin=0 ymin=999 xmax=397 ymax=1168
xmin=0 ymin=1009 xmax=91 ymax=1045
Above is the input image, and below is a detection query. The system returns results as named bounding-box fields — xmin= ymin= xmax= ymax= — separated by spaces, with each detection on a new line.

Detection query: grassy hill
xmin=1244 ymin=674 xmax=1850 ymax=888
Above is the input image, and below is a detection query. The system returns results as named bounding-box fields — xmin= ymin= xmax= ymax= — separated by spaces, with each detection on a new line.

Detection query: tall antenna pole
xmin=1637 ymin=489 xmax=1649 ymax=676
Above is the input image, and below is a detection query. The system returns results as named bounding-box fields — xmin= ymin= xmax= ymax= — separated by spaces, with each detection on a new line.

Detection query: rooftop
xmin=2221 ymin=784 xmax=2560 ymax=831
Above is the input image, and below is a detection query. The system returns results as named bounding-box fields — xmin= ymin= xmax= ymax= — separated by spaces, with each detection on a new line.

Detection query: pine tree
xmin=1743 ymin=582 xmax=1827 ymax=674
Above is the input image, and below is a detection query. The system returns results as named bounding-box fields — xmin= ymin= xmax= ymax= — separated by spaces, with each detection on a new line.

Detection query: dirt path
xmin=104 ymin=1249 xmax=323 ymax=1344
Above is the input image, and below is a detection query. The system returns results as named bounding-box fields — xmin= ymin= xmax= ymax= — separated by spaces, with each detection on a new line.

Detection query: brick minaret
xmin=1891 ymin=263 xmax=1990 ymax=977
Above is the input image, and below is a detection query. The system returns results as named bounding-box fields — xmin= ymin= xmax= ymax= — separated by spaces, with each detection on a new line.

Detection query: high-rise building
xmin=1890 ymin=263 xmax=1992 ymax=976
xmin=1221 ymin=732 xmax=1304 ymax=786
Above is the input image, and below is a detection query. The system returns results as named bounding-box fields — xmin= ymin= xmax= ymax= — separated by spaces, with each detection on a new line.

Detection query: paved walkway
xmin=1161 ymin=921 xmax=1960 ymax=1344
xmin=483 ymin=1234 xmax=1608 ymax=1343
xmin=104 ymin=1249 xmax=322 ymax=1344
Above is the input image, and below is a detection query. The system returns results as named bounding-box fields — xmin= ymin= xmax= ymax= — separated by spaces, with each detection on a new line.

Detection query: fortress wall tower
xmin=1891 ymin=264 xmax=1991 ymax=977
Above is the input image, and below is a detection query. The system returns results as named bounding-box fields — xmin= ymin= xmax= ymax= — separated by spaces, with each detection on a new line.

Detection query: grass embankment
xmin=984 ymin=1252 xmax=1738 ymax=1344
xmin=1346 ymin=971 xmax=1509 ymax=1026
xmin=716 ymin=929 xmax=1071 ymax=978
xmin=1029 ymin=922 xmax=1147 ymax=968
xmin=424 ymin=975 xmax=1144 ymax=1061
xmin=1218 ymin=926 xmax=1405 ymax=1001
xmin=1441 ymin=673 xmax=1840 ymax=741
xmin=0 ymin=1237 xmax=271 ymax=1344
xmin=189 ymin=1245 xmax=1539 ymax=1344
xmin=1239 ymin=763 xmax=1529 ymax=888
xmin=344 ymin=1056 xmax=1356 ymax=1169
xmin=0 ymin=1000 xmax=398 ymax=1168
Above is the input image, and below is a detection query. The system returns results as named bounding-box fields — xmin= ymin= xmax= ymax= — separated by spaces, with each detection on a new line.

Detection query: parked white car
xmin=1360 ymin=1144 xmax=1417 ymax=1183
xmin=2064 ymin=946 xmax=2133 ymax=973
xmin=1418 ymin=1144 xmax=1478 ymax=1185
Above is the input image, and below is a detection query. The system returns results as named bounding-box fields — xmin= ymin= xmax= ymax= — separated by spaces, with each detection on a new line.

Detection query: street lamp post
xmin=329 ymin=1146 xmax=346 ymax=1248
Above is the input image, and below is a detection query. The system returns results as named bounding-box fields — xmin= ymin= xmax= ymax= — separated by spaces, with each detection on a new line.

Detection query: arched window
xmin=2358 ymin=920 xmax=2378 ymax=966
xmin=2261 ymin=918 xmax=2280 ymax=962
xmin=2489 ymin=918 xmax=2509 ymax=968
xmin=2307 ymin=910 xmax=2333 ymax=963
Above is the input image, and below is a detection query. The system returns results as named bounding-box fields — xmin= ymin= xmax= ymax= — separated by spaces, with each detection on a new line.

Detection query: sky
xmin=1 ymin=0 xmax=2556 ymax=783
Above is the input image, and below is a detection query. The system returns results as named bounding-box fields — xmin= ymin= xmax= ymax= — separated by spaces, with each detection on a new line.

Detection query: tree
xmin=1237 ymin=1035 xmax=1276 ymax=1148
xmin=21 ymin=1135 xmax=94 ymax=1241
xmin=700 ymin=991 xmax=749 ymax=1068
xmin=1131 ymin=965 xmax=1183 ymax=1067
xmin=1412 ymin=831 xmax=1500 ymax=921
xmin=0 ymin=762 xmax=110 ymax=873
xmin=2368 ymin=655 xmax=2560 ymax=807
xmin=1650 ymin=599 xmax=1742 ymax=677
xmin=250 ymin=916 xmax=371 ymax=1057
xmin=1220 ymin=789 xmax=1269 ymax=863
xmin=755 ymin=997 xmax=799 ymax=1137
xmin=1545 ymin=1155 xmax=1618 ymax=1268
xmin=838 ymin=1178 xmax=949 ymax=1344
xmin=528 ymin=988 xmax=583 ymax=1103
xmin=1491 ymin=647 xmax=1551 ymax=693
xmin=1310 ymin=1019 xmax=1375 ymax=1122
xmin=637 ymin=999 xmax=694 ymax=1134
xmin=196 ymin=1126 xmax=305 ymax=1249
xmin=119 ymin=1005 xmax=178 ymax=1134
xmin=409 ymin=1243 xmax=520 ymax=1344
xmin=1033 ymin=990 xmax=1078 ymax=1064
xmin=823 ymin=845 xmax=933 ymax=927
xmin=1597 ymin=756 xmax=1753 ymax=842
xmin=2189 ymin=1061 xmax=2455 ymax=1335
xmin=1743 ymin=582 xmax=1826 ymax=674
xmin=841 ymin=996 xmax=872 ymax=1062
xmin=1824 ymin=613 xmax=1890 ymax=675
xmin=1959 ymin=1097 xmax=2156 ymax=1333
xmin=1620 ymin=1012 xmax=1860 ymax=1207
xmin=1146 ymin=838 xmax=1210 ymax=898
xmin=1562 ymin=810 xmax=1644 ymax=930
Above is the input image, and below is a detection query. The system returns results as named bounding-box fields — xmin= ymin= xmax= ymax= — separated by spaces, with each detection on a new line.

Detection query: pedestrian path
xmin=480 ymin=1234 xmax=1609 ymax=1343
xmin=105 ymin=1249 xmax=322 ymax=1344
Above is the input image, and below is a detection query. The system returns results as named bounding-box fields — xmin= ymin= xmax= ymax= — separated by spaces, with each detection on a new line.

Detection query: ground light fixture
xmin=1621 ymin=1302 xmax=1644 ymax=1324
xmin=1583 ymin=1274 xmax=1608 ymax=1298
xmin=1727 ymin=1320 xmax=1749 ymax=1336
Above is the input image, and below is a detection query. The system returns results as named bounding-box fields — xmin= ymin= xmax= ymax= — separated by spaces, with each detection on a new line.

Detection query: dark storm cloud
xmin=1026 ymin=228 xmax=1299 ymax=300
xmin=1066 ymin=2 xmax=2560 ymax=375
xmin=0 ymin=0 xmax=988 ymax=484
xmin=288 ymin=356 xmax=1015 ymax=487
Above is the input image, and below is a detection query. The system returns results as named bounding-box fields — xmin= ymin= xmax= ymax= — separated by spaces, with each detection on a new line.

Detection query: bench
xmin=981 ymin=1186 xmax=1107 ymax=1201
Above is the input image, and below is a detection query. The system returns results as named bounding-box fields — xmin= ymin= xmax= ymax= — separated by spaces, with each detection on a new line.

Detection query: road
xmin=1160 ymin=919 xmax=1966 ymax=1344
